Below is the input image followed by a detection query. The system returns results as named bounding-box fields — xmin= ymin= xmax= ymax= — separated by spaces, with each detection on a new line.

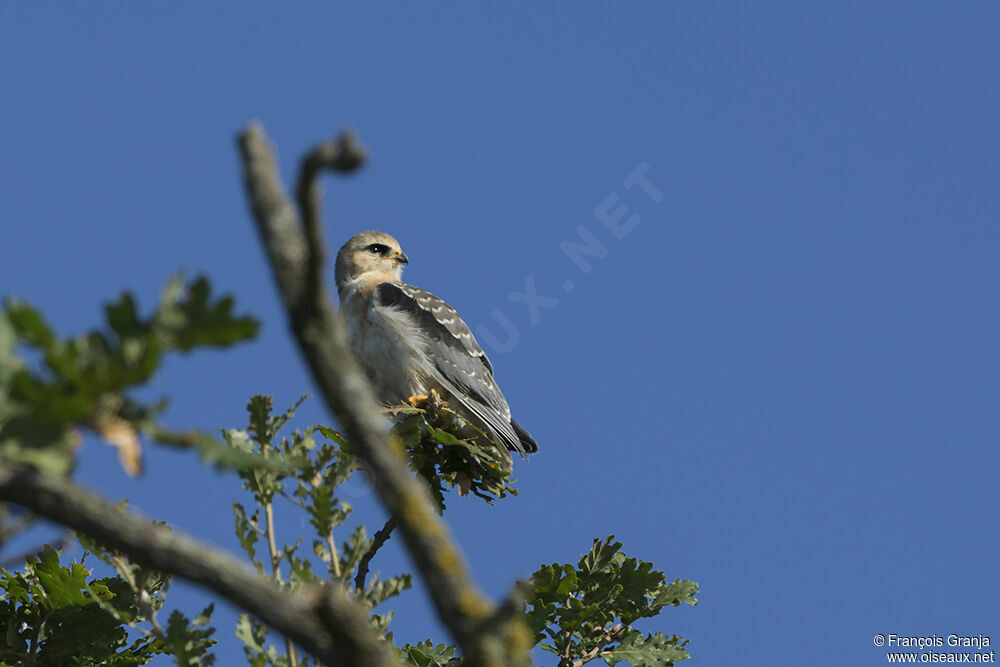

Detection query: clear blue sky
xmin=2 ymin=3 xmax=998 ymax=665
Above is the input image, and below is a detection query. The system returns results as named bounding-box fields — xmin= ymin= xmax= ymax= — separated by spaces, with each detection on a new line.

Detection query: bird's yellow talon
xmin=407 ymin=388 xmax=442 ymax=408
xmin=407 ymin=394 xmax=429 ymax=407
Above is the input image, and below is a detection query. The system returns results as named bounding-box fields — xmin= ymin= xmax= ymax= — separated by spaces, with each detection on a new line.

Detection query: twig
xmin=258 ymin=434 xmax=298 ymax=667
xmin=354 ymin=516 xmax=397 ymax=592
xmin=326 ymin=533 xmax=343 ymax=580
xmin=0 ymin=463 xmax=395 ymax=667
xmin=263 ymin=503 xmax=283 ymax=576
xmin=263 ymin=498 xmax=298 ymax=667
xmin=237 ymin=123 xmax=531 ymax=667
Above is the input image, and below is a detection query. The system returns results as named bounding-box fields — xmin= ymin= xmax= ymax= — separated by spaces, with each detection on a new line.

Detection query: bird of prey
xmin=334 ymin=230 xmax=537 ymax=470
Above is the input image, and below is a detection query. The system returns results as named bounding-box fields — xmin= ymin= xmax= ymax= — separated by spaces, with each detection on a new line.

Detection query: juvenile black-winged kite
xmin=335 ymin=230 xmax=538 ymax=469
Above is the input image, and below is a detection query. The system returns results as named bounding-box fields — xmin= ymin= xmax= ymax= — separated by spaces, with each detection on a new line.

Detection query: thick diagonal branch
xmin=237 ymin=123 xmax=529 ymax=667
xmin=0 ymin=464 xmax=394 ymax=667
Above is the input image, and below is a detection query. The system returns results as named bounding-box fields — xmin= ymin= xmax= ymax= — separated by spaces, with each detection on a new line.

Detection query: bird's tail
xmin=511 ymin=419 xmax=539 ymax=453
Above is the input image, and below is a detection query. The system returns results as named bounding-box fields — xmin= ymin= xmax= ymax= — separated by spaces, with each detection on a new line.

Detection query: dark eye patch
xmin=367 ymin=243 xmax=390 ymax=256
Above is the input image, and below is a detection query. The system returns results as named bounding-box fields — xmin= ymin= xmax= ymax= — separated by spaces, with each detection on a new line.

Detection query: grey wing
xmin=374 ymin=282 xmax=534 ymax=455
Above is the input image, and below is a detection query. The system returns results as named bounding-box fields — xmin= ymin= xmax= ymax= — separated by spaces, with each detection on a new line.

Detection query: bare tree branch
xmin=0 ymin=464 xmax=395 ymax=667
xmin=354 ymin=515 xmax=397 ymax=592
xmin=236 ymin=122 xmax=530 ymax=667
xmin=296 ymin=131 xmax=366 ymax=305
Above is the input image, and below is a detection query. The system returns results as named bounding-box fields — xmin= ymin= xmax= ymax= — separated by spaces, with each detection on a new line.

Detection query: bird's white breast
xmin=341 ymin=285 xmax=431 ymax=404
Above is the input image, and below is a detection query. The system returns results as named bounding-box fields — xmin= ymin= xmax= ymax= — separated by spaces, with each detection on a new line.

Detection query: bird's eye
xmin=367 ymin=244 xmax=389 ymax=256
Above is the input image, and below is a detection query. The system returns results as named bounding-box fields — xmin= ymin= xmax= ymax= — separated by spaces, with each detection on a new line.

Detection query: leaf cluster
xmin=0 ymin=275 xmax=259 ymax=476
xmin=525 ymin=537 xmax=698 ymax=666
xmin=0 ymin=545 xmax=216 ymax=666
xmin=389 ymin=404 xmax=517 ymax=511
xmin=396 ymin=640 xmax=460 ymax=667
xmin=225 ymin=396 xmax=413 ymax=665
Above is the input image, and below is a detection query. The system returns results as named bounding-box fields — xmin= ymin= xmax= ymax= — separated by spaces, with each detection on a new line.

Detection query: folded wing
xmin=374 ymin=282 xmax=537 ymax=455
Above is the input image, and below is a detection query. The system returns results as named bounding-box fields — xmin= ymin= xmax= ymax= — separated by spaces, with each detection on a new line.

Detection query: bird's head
xmin=334 ymin=230 xmax=409 ymax=290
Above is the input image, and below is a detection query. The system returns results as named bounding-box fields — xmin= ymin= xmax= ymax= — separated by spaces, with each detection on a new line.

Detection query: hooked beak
xmin=393 ymin=252 xmax=409 ymax=265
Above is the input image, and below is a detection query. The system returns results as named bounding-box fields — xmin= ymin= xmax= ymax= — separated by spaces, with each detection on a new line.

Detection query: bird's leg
xmin=407 ymin=388 xmax=442 ymax=410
